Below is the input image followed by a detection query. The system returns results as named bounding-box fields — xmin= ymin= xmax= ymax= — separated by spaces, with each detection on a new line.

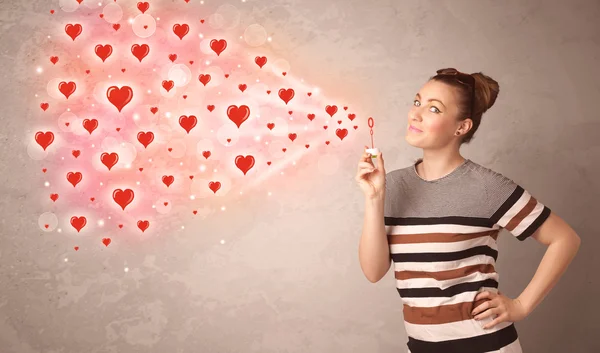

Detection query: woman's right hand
xmin=355 ymin=145 xmax=386 ymax=199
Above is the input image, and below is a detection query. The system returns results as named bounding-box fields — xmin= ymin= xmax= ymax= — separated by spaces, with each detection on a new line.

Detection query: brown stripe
xmin=505 ymin=196 xmax=538 ymax=232
xmin=396 ymin=263 xmax=496 ymax=280
xmin=388 ymin=229 xmax=499 ymax=244
xmin=403 ymin=298 xmax=491 ymax=325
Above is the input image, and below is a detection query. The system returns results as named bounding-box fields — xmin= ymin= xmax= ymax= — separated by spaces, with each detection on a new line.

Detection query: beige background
xmin=1 ymin=0 xmax=598 ymax=352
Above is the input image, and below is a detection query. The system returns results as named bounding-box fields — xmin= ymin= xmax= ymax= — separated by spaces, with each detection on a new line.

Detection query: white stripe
xmin=404 ymin=318 xmax=514 ymax=342
xmin=495 ymin=190 xmax=545 ymax=237
xmin=398 ymin=286 xmax=498 ymax=308
xmin=512 ymin=202 xmax=545 ymax=236
xmin=393 ymin=254 xmax=497 ymax=272
xmin=390 ymin=235 xmax=498 ymax=254
xmin=386 ymin=223 xmax=499 ymax=235
xmin=396 ymin=271 xmax=499 ymax=290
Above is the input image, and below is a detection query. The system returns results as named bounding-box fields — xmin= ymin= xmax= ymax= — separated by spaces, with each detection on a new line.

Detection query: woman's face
xmin=405 ymin=80 xmax=471 ymax=149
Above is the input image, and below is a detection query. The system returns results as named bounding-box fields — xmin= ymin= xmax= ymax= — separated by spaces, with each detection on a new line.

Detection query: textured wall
xmin=1 ymin=0 xmax=598 ymax=352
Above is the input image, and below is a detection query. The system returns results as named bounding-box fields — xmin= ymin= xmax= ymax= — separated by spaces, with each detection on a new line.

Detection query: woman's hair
xmin=428 ymin=70 xmax=500 ymax=145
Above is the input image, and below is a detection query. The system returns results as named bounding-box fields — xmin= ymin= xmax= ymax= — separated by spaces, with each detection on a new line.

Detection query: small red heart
xmin=72 ymin=150 xmax=80 ymax=158
xmin=42 ymin=168 xmax=47 ymax=173
xmin=50 ymin=56 xmax=58 ymax=65
xmin=344 ymin=106 xmax=348 ymax=110
xmin=50 ymin=10 xmax=55 ymax=14
xmin=226 ymin=138 xmax=231 ymax=143
xmin=138 ymin=168 xmax=143 ymax=172
xmin=267 ymin=161 xmax=271 ymax=165
xmin=323 ymin=126 xmax=328 ymax=130
xmin=224 ymin=74 xmax=229 ymax=78
xmin=40 ymin=103 xmax=49 ymax=111
xmin=74 ymin=246 xmax=79 ymax=251
xmin=118 ymin=224 xmax=123 ymax=228
xmin=200 ymin=19 xmax=205 ymax=23
xmin=143 ymin=25 xmax=148 ymax=29
xmin=208 ymin=181 xmax=221 ymax=194
xmin=305 ymin=144 xmax=310 ymax=149
xmin=282 ymin=148 xmax=287 ymax=152
xmin=116 ymin=127 xmax=121 ymax=132
xmin=288 ymin=133 xmax=297 ymax=142
xmin=113 ymin=24 xmax=120 ymax=31
xmin=99 ymin=13 xmax=104 ymax=18
xmin=238 ymin=84 xmax=247 ymax=92
xmin=102 ymin=238 xmax=111 ymax=247
xmin=207 ymin=105 xmax=215 ymax=112
xmin=337 ymin=120 xmax=342 ymax=124
xmin=168 ymin=147 xmax=173 ymax=152
xmin=267 ymin=123 xmax=275 ymax=130
xmin=307 ymin=92 xmax=312 ymax=96
xmin=169 ymin=54 xmax=177 ymax=62
xmin=65 ymin=122 xmax=70 ymax=126
xmin=150 ymin=107 xmax=158 ymax=114
xmin=162 ymin=175 xmax=174 ymax=187
xmin=50 ymin=193 xmax=58 ymax=202
xmin=164 ymin=202 xmax=168 ymax=206
xmin=183 ymin=95 xmax=187 ymax=99
xmin=266 ymin=90 xmax=271 ymax=94
xmin=44 ymin=224 xmax=49 ymax=229
xmin=121 ymin=68 xmax=126 ymax=73
xmin=282 ymin=72 xmax=287 ymax=76
xmin=202 ymin=151 xmax=211 ymax=159
xmin=137 ymin=220 xmax=150 ymax=232
xmin=348 ymin=113 xmax=356 ymax=121
xmin=193 ymin=210 xmax=198 ymax=214
xmin=307 ymin=114 xmax=315 ymax=121
xmin=90 ymin=197 xmax=95 ymax=202
xmin=189 ymin=60 xmax=194 ymax=65
xmin=189 ymin=175 xmax=194 ymax=180
xmin=185 ymin=0 xmax=190 ymax=2
xmin=85 ymin=70 xmax=90 ymax=74
xmin=288 ymin=111 xmax=293 ymax=115
xmin=353 ymin=125 xmax=358 ymax=130
xmin=325 ymin=141 xmax=330 ymax=145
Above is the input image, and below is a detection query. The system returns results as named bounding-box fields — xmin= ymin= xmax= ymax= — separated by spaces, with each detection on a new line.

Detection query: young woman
xmin=356 ymin=68 xmax=581 ymax=353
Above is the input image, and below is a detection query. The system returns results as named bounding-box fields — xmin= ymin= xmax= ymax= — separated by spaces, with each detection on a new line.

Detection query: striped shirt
xmin=384 ymin=158 xmax=551 ymax=353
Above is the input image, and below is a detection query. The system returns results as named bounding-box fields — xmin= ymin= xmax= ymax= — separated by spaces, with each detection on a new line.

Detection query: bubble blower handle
xmin=365 ymin=117 xmax=379 ymax=159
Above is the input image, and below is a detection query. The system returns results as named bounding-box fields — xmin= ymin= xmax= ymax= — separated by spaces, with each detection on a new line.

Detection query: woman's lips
xmin=409 ymin=125 xmax=423 ymax=132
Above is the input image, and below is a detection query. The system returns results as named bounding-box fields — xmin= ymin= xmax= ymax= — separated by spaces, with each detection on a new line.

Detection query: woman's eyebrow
xmin=416 ymin=93 xmax=446 ymax=108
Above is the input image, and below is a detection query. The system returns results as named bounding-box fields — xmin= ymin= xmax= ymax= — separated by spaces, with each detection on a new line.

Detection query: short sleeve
xmin=487 ymin=173 xmax=552 ymax=241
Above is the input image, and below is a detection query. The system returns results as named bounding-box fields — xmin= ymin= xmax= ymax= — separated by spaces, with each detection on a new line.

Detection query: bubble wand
xmin=365 ymin=117 xmax=379 ymax=158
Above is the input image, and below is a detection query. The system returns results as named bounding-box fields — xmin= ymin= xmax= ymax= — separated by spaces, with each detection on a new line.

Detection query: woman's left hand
xmin=471 ymin=291 xmax=530 ymax=329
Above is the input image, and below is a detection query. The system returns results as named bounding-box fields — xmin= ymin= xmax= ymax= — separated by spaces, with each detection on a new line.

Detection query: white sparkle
xmin=98 ymin=219 xmax=104 ymax=226
xmin=220 ymin=239 xmax=225 ymax=244
xmin=125 ymin=164 xmax=131 ymax=168
xmin=136 ymin=181 xmax=140 ymax=185
xmin=100 ymin=182 xmax=103 ymax=186
xmin=190 ymin=195 xmax=195 ymax=200
xmin=147 ymin=90 xmax=151 ymax=94
xmin=108 ymin=75 xmax=112 ymax=78
xmin=36 ymin=67 xmax=43 ymax=73
xmin=205 ymin=60 xmax=210 ymax=65
xmin=64 ymin=258 xmax=68 ymax=262
xmin=57 ymin=228 xmax=62 ymax=233
xmin=128 ymin=18 xmax=133 ymax=24
xmin=44 ymin=182 xmax=50 ymax=187
xmin=268 ymin=37 xmax=272 ymax=42
xmin=91 ymin=144 xmax=95 ymax=147
xmin=165 ymin=112 xmax=171 ymax=118
xmin=124 ymin=267 xmax=129 ymax=272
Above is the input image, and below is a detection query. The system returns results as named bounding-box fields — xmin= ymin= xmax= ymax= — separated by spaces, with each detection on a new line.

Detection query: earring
xmin=455 ymin=132 xmax=460 ymax=136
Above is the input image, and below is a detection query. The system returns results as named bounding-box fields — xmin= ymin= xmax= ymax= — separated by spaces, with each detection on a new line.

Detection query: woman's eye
xmin=413 ymin=100 xmax=440 ymax=113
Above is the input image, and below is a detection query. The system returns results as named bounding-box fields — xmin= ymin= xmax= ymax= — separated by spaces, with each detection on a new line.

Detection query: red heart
xmin=137 ymin=131 xmax=154 ymax=148
xmin=49 ymin=56 xmax=58 ymax=65
xmin=121 ymin=68 xmax=126 ymax=73
xmin=162 ymin=175 xmax=174 ymax=187
xmin=118 ymin=224 xmax=123 ymax=228
xmin=169 ymin=53 xmax=177 ymax=62
xmin=288 ymin=111 xmax=293 ymax=115
xmin=101 ymin=152 xmax=119 ymax=170
xmin=267 ymin=161 xmax=271 ymax=165
xmin=307 ymin=92 xmax=312 ymax=96
xmin=40 ymin=102 xmax=49 ymax=111
xmin=72 ymin=150 xmax=80 ymax=158
xmin=266 ymin=90 xmax=271 ymax=94
xmin=150 ymin=107 xmax=158 ymax=114
xmin=210 ymin=39 xmax=227 ymax=56
xmin=198 ymin=74 xmax=211 ymax=86
xmin=282 ymin=72 xmax=287 ymax=76
xmin=162 ymin=80 xmax=174 ymax=92
xmin=70 ymin=216 xmax=87 ymax=232
xmin=58 ymin=81 xmax=76 ymax=99
xmin=199 ymin=19 xmax=204 ymax=23
xmin=74 ymin=246 xmax=79 ymax=251
xmin=95 ymin=44 xmax=112 ymax=62
xmin=305 ymin=144 xmax=310 ymax=149
xmin=325 ymin=141 xmax=330 ymax=145
xmin=182 ymin=95 xmax=187 ymax=99
xmin=238 ymin=84 xmax=247 ymax=92
xmin=50 ymin=10 xmax=55 ymax=14
xmin=344 ymin=106 xmax=348 ymax=110
xmin=209 ymin=181 xmax=221 ymax=194
xmin=207 ymin=105 xmax=215 ymax=112
xmin=113 ymin=23 xmax=120 ymax=31
xmin=267 ymin=123 xmax=275 ymax=130
xmin=189 ymin=60 xmax=194 ymax=65
xmin=193 ymin=210 xmax=198 ymax=214
xmin=348 ymin=113 xmax=356 ymax=121
xmin=288 ymin=133 xmax=297 ymax=142
xmin=116 ymin=127 xmax=121 ymax=132
xmin=113 ymin=188 xmax=134 ymax=210
xmin=50 ymin=193 xmax=59 ymax=202
xmin=44 ymin=224 xmax=49 ymax=229
xmin=226 ymin=138 xmax=231 ymax=143
xmin=173 ymin=23 xmax=189 ymax=40
xmin=106 ymin=86 xmax=133 ymax=112
xmin=353 ymin=125 xmax=358 ymax=130
xmin=202 ymin=151 xmax=211 ymax=159
xmin=164 ymin=202 xmax=169 ymax=206
xmin=337 ymin=120 xmax=342 ymax=124
xmin=139 ymin=168 xmax=143 ymax=172
xmin=189 ymin=175 xmax=194 ymax=180
xmin=224 ymin=74 xmax=229 ymax=78
xmin=255 ymin=56 xmax=267 ymax=68
xmin=323 ymin=126 xmax=328 ymax=130
xmin=137 ymin=2 xmax=150 ymax=13
xmin=66 ymin=172 xmax=82 ymax=187
xmin=42 ymin=168 xmax=47 ymax=173
xmin=137 ymin=220 xmax=150 ymax=232
xmin=336 ymin=128 xmax=348 ymax=140
xmin=227 ymin=105 xmax=250 ymax=128
xmin=88 ymin=197 xmax=94 ymax=202
xmin=235 ymin=155 xmax=255 ymax=175
xmin=35 ymin=131 xmax=54 ymax=151
xmin=307 ymin=114 xmax=315 ymax=121
xmin=279 ymin=88 xmax=294 ymax=104
xmin=167 ymin=147 xmax=173 ymax=152
xmin=179 ymin=115 xmax=197 ymax=134
xmin=82 ymin=118 xmax=98 ymax=134
xmin=282 ymin=148 xmax=287 ymax=152
xmin=102 ymin=238 xmax=111 ymax=247
xmin=65 ymin=23 xmax=82 ymax=41
xmin=65 ymin=122 xmax=69 ymax=126
xmin=99 ymin=14 xmax=103 ymax=18
xmin=326 ymin=105 xmax=338 ymax=117
xmin=131 ymin=44 xmax=149 ymax=62
xmin=85 ymin=69 xmax=90 ymax=74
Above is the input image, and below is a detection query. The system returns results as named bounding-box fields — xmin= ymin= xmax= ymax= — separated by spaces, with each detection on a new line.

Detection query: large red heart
xmin=137 ymin=131 xmax=154 ymax=148
xmin=70 ymin=216 xmax=87 ymax=232
xmin=198 ymin=74 xmax=211 ymax=86
xmin=278 ymin=88 xmax=295 ymax=105
xmin=35 ymin=131 xmax=54 ymax=151
xmin=137 ymin=1 xmax=149 ymax=13
xmin=82 ymin=119 xmax=98 ymax=134
xmin=101 ymin=152 xmax=119 ymax=170
xmin=66 ymin=172 xmax=82 ymax=187
xmin=95 ymin=44 xmax=112 ymax=62
xmin=326 ymin=105 xmax=338 ymax=117
xmin=137 ymin=220 xmax=150 ymax=232
xmin=162 ymin=80 xmax=174 ymax=92
xmin=162 ymin=175 xmax=174 ymax=187
xmin=335 ymin=128 xmax=348 ymax=140
xmin=179 ymin=115 xmax=197 ymax=134
xmin=113 ymin=188 xmax=134 ymax=210
xmin=173 ymin=24 xmax=189 ymax=40
xmin=106 ymin=86 xmax=133 ymax=112
xmin=255 ymin=56 xmax=267 ymax=68
xmin=208 ymin=181 xmax=221 ymax=194
xmin=58 ymin=81 xmax=76 ymax=99
xmin=235 ymin=155 xmax=255 ymax=175
xmin=131 ymin=44 xmax=150 ymax=62
xmin=102 ymin=238 xmax=111 ymax=246
xmin=65 ymin=23 xmax=82 ymax=41
xmin=227 ymin=105 xmax=250 ymax=128
xmin=210 ymin=39 xmax=227 ymax=56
